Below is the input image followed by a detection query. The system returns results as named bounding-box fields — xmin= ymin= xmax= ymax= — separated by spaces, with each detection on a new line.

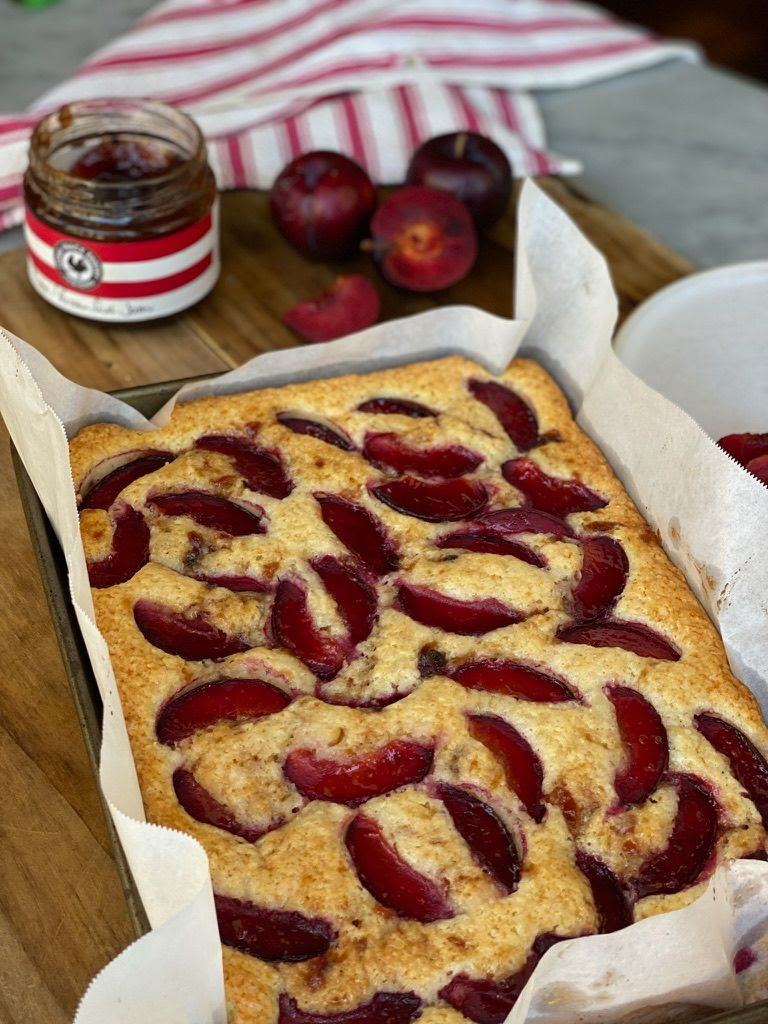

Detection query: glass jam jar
xmin=23 ymin=98 xmax=219 ymax=322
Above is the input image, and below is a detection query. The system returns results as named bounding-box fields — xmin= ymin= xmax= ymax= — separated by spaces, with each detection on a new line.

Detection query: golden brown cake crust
xmin=70 ymin=356 xmax=768 ymax=1024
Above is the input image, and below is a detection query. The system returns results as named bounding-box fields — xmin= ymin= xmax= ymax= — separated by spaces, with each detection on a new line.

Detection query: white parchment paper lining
xmin=0 ymin=181 xmax=766 ymax=1024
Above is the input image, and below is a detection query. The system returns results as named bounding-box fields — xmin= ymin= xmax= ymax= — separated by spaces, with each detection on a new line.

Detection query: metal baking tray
xmin=12 ymin=375 xmax=768 ymax=1023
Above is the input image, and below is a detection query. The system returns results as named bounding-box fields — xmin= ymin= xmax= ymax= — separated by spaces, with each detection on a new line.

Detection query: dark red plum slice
xmin=278 ymin=991 xmax=422 ymax=1024
xmin=371 ymin=477 xmax=488 ymax=522
xmin=157 ymin=677 xmax=291 ymax=746
xmin=173 ymin=767 xmax=272 ymax=843
xmin=283 ymin=275 xmax=380 ymax=343
xmin=277 ymin=413 xmax=356 ymax=452
xmin=315 ymin=493 xmax=399 ymax=577
xmin=80 ymin=451 xmax=174 ymax=510
xmin=357 ymin=397 xmax=435 ymax=418
xmin=397 ymin=584 xmax=524 ymax=635
xmin=556 ymin=620 xmax=680 ymax=661
xmin=717 ymin=432 xmax=768 ymax=468
xmin=575 ymin=849 xmax=632 ymax=933
xmin=271 ymin=579 xmax=347 ymax=680
xmin=148 ymin=491 xmax=265 ymax=537
xmin=633 ymin=774 xmax=719 ymax=900
xmin=134 ymin=599 xmax=251 ymax=661
xmin=474 ymin=507 xmax=574 ymax=540
xmin=312 ymin=555 xmax=377 ymax=645
xmin=284 ymin=740 xmax=433 ymax=806
xmin=572 ymin=536 xmax=629 ymax=622
xmin=468 ymin=714 xmax=545 ymax=822
xmin=450 ymin=659 xmax=577 ymax=703
xmin=191 ymin=572 xmax=271 ymax=593
xmin=606 ymin=684 xmax=668 ymax=806
xmin=87 ymin=504 xmax=149 ymax=588
xmin=695 ymin=713 xmax=768 ymax=828
xmin=437 ymin=784 xmax=520 ymax=893
xmin=501 ymin=458 xmax=607 ymax=516
xmin=467 ymin=379 xmax=539 ymax=452
xmin=195 ymin=435 xmax=293 ymax=498
xmin=440 ymin=934 xmax=563 ymax=1024
xmin=363 ymin=432 xmax=483 ymax=478
xmin=345 ymin=813 xmax=453 ymax=922
xmin=214 ymin=893 xmax=336 ymax=961
xmin=436 ymin=530 xmax=545 ymax=567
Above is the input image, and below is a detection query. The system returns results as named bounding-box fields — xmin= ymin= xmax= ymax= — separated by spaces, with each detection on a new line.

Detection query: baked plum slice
xmin=357 ymin=397 xmax=435 ymax=418
xmin=277 ymin=413 xmax=356 ymax=452
xmin=271 ymin=579 xmax=348 ymax=680
xmin=363 ymin=432 xmax=483 ymax=478
xmin=396 ymin=584 xmax=524 ymax=635
xmin=195 ymin=435 xmax=293 ymax=499
xmin=134 ymin=600 xmax=251 ymax=661
xmin=312 ymin=555 xmax=377 ymax=645
xmin=633 ymin=774 xmax=719 ymax=900
xmin=450 ymin=659 xmax=577 ymax=703
xmin=575 ymin=850 xmax=632 ymax=933
xmin=345 ymin=813 xmax=453 ymax=922
xmin=214 ymin=893 xmax=336 ymax=962
xmin=473 ymin=506 xmax=574 ymax=540
xmin=467 ymin=379 xmax=540 ymax=452
xmin=502 ymin=458 xmax=608 ymax=516
xmin=173 ymin=767 xmax=273 ymax=843
xmin=371 ymin=477 xmax=488 ymax=522
xmin=440 ymin=934 xmax=563 ymax=1023
xmin=572 ymin=536 xmax=628 ymax=622
xmin=556 ymin=620 xmax=680 ymax=661
xmin=190 ymin=572 xmax=271 ymax=594
xmin=437 ymin=784 xmax=520 ymax=893
xmin=436 ymin=530 xmax=545 ymax=567
xmin=695 ymin=713 xmax=768 ymax=828
xmin=606 ymin=684 xmax=668 ymax=806
xmin=87 ymin=504 xmax=149 ymax=588
xmin=157 ymin=677 xmax=291 ymax=746
xmin=284 ymin=740 xmax=433 ymax=806
xmin=278 ymin=991 xmax=422 ymax=1024
xmin=79 ymin=451 xmax=174 ymax=510
xmin=148 ymin=491 xmax=265 ymax=537
xmin=315 ymin=494 xmax=399 ymax=577
xmin=468 ymin=714 xmax=545 ymax=823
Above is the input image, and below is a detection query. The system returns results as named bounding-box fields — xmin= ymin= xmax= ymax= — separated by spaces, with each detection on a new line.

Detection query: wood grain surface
xmin=0 ymin=181 xmax=694 ymax=1024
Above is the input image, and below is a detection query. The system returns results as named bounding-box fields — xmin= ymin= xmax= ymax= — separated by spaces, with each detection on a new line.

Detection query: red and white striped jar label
xmin=24 ymin=202 xmax=219 ymax=322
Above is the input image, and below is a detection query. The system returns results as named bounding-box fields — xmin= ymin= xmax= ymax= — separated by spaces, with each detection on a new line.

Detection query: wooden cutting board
xmin=0 ymin=180 xmax=694 ymax=1024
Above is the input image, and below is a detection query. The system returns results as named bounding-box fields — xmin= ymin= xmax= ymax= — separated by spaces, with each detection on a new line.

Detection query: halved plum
xmin=363 ymin=432 xmax=483 ymax=478
xmin=315 ymin=493 xmax=399 ymax=577
xmin=372 ymin=477 xmax=488 ymax=522
xmin=271 ymin=579 xmax=348 ymax=680
xmin=277 ymin=414 xmax=356 ymax=452
xmin=79 ymin=451 xmax=174 ymax=510
xmin=556 ymin=620 xmax=680 ymax=662
xmin=148 ymin=491 xmax=265 ymax=537
xmin=173 ymin=767 xmax=271 ymax=843
xmin=284 ymin=740 xmax=433 ymax=806
xmin=501 ymin=458 xmax=607 ymax=516
xmin=87 ymin=504 xmax=149 ymax=588
xmin=606 ymin=684 xmax=668 ymax=806
xmin=278 ymin=991 xmax=422 ymax=1024
xmin=214 ymin=893 xmax=336 ymax=961
xmin=468 ymin=714 xmax=545 ymax=822
xmin=450 ymin=660 xmax=577 ymax=703
xmin=571 ymin=537 xmax=628 ymax=622
xmin=312 ymin=555 xmax=377 ymax=646
xmin=396 ymin=584 xmax=524 ymax=635
xmin=435 ymin=530 xmax=545 ymax=568
xmin=575 ymin=849 xmax=632 ymax=933
xmin=467 ymin=379 xmax=540 ymax=452
xmin=357 ymin=397 xmax=435 ymax=418
xmin=695 ymin=713 xmax=768 ymax=828
xmin=345 ymin=813 xmax=453 ymax=922
xmin=195 ymin=435 xmax=293 ymax=499
xmin=157 ymin=677 xmax=291 ymax=746
xmin=437 ymin=784 xmax=520 ymax=893
xmin=134 ymin=600 xmax=252 ymax=661
xmin=717 ymin=432 xmax=768 ymax=468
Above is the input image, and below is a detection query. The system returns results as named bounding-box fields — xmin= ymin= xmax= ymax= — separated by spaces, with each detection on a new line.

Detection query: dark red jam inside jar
xmin=23 ymin=99 xmax=218 ymax=322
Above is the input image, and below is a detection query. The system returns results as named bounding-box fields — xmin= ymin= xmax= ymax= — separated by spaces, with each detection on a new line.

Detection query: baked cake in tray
xmin=69 ymin=356 xmax=768 ymax=1024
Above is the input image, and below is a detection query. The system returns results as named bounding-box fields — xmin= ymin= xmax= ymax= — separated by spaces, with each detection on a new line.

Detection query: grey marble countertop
xmin=1 ymin=0 xmax=766 ymax=267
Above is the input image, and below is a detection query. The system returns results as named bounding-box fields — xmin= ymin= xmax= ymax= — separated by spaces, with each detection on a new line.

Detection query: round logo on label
xmin=53 ymin=241 xmax=103 ymax=290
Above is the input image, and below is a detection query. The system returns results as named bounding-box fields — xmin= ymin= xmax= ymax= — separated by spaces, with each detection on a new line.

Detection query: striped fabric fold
xmin=0 ymin=0 xmax=697 ymax=231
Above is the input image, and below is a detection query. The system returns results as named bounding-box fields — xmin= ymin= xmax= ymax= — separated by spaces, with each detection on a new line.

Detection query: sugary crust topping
xmin=70 ymin=356 xmax=768 ymax=1024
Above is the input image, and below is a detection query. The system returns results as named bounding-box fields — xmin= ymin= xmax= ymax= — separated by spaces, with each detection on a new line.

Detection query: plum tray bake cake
xmin=69 ymin=356 xmax=768 ymax=1024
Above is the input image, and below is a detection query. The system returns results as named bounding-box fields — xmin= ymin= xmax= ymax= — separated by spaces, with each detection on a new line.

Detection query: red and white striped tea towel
xmin=0 ymin=0 xmax=697 ymax=231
